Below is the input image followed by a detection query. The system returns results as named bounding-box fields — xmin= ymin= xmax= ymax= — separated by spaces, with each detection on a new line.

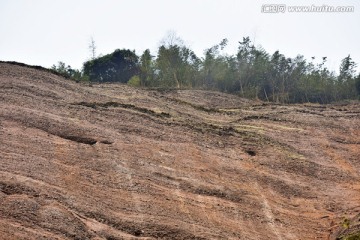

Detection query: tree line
xmin=51 ymin=35 xmax=360 ymax=104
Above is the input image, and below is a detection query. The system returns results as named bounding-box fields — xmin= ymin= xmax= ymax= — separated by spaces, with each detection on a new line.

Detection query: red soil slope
xmin=0 ymin=62 xmax=359 ymax=239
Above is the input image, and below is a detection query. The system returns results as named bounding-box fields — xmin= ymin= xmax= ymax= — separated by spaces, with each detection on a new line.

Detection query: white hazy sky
xmin=1 ymin=0 xmax=359 ymax=73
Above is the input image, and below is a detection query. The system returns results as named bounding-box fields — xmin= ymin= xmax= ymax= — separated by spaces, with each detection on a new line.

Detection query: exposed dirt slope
xmin=0 ymin=62 xmax=359 ymax=240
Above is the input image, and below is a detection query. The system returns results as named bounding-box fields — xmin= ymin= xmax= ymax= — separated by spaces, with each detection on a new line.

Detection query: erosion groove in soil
xmin=0 ymin=62 xmax=359 ymax=240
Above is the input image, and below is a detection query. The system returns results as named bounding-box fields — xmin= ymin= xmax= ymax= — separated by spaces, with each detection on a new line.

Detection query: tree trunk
xmin=173 ymin=72 xmax=180 ymax=88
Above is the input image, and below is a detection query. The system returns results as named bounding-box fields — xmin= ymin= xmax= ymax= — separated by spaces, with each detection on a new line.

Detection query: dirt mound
xmin=0 ymin=62 xmax=359 ymax=239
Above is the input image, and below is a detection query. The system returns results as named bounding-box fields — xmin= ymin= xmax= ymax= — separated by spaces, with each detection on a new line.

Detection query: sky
xmin=0 ymin=0 xmax=359 ymax=74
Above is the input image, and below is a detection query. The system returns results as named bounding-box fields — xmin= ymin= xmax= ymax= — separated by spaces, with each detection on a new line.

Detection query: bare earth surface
xmin=0 ymin=62 xmax=359 ymax=240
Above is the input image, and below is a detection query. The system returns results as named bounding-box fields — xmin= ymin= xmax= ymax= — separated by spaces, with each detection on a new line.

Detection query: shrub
xmin=127 ymin=75 xmax=141 ymax=87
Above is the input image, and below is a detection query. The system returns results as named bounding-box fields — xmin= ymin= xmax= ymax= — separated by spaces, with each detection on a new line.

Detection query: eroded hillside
xmin=0 ymin=62 xmax=359 ymax=240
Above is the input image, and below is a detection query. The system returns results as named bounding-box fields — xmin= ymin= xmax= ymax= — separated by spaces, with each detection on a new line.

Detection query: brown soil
xmin=0 ymin=62 xmax=359 ymax=239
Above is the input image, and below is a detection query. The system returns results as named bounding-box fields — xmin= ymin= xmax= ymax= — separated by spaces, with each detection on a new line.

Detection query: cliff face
xmin=0 ymin=62 xmax=359 ymax=240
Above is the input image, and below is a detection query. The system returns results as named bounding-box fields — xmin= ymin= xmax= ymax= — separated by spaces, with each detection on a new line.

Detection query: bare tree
xmin=89 ymin=37 xmax=97 ymax=60
xmin=159 ymin=30 xmax=184 ymax=48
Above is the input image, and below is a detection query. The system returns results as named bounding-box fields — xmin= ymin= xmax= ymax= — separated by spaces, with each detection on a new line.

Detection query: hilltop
xmin=0 ymin=62 xmax=359 ymax=239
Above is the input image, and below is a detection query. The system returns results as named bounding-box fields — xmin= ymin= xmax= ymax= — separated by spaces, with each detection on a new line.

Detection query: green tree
xmin=51 ymin=61 xmax=82 ymax=81
xmin=337 ymin=55 xmax=358 ymax=100
xmin=77 ymin=35 xmax=359 ymax=103
xmin=236 ymin=37 xmax=255 ymax=96
xmin=155 ymin=41 xmax=199 ymax=88
xmin=202 ymin=39 xmax=231 ymax=90
xmin=355 ymin=74 xmax=360 ymax=96
xmin=51 ymin=61 xmax=69 ymax=76
xmin=140 ymin=49 xmax=154 ymax=86
xmin=339 ymin=55 xmax=356 ymax=82
xmin=83 ymin=49 xmax=139 ymax=83
xmin=248 ymin=47 xmax=270 ymax=100
xmin=156 ymin=45 xmax=182 ymax=87
xmin=286 ymin=55 xmax=307 ymax=102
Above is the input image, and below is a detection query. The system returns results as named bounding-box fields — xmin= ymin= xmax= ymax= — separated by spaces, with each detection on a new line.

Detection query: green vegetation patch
xmin=338 ymin=232 xmax=360 ymax=240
